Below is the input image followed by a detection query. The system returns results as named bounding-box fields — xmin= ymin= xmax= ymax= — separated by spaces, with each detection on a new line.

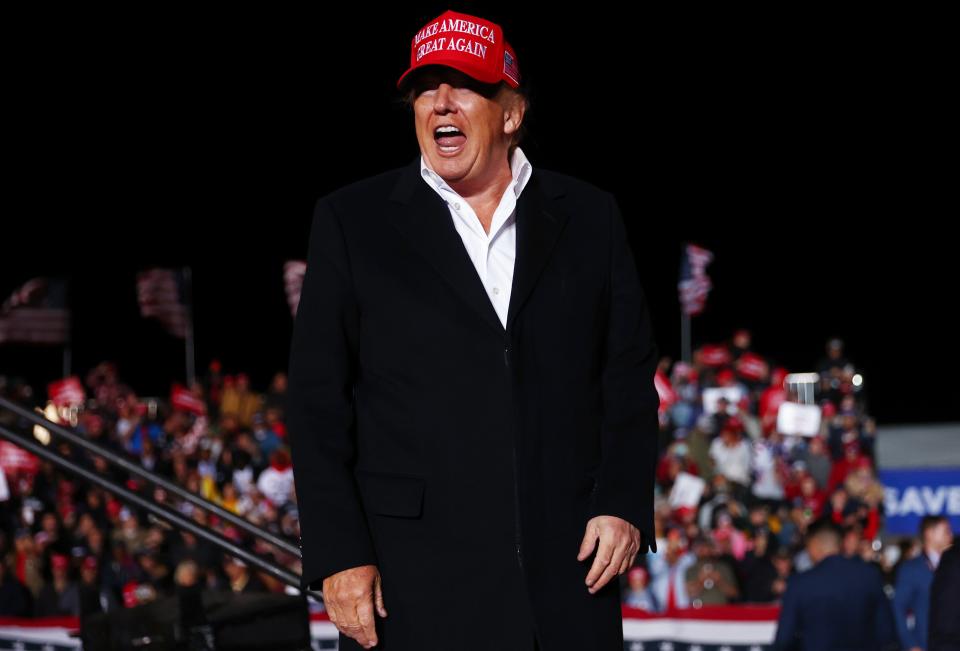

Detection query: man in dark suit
xmin=285 ymin=8 xmax=660 ymax=651
xmin=893 ymin=515 xmax=954 ymax=650
xmin=773 ymin=518 xmax=898 ymax=650
xmin=929 ymin=540 xmax=960 ymax=651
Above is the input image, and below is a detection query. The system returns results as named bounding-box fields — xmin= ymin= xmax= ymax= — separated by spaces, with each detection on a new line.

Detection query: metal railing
xmin=0 ymin=395 xmax=321 ymax=601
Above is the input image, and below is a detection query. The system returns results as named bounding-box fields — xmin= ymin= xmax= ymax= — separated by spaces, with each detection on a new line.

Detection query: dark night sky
xmin=2 ymin=6 xmax=953 ymax=424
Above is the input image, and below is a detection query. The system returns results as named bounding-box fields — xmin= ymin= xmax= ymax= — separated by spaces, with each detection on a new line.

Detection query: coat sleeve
xmin=586 ymin=191 xmax=660 ymax=554
xmin=772 ymin=575 xmax=802 ymax=651
xmin=891 ymin=561 xmax=919 ymax=649
xmin=286 ymin=196 xmax=378 ymax=591
xmin=872 ymin=567 xmax=899 ymax=651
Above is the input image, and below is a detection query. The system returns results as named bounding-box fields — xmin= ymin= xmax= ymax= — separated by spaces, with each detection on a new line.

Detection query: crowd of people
xmin=0 ymin=332 xmax=949 ymax=647
xmin=0 ymin=363 xmax=295 ymax=617
xmin=624 ymin=332 xmax=892 ymax=608
xmin=621 ymin=331 xmax=955 ymax=648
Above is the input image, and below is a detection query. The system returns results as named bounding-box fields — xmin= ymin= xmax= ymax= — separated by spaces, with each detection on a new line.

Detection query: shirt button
xmin=454 ymin=202 xmax=460 ymax=210
xmin=493 ymin=287 xmax=500 ymax=295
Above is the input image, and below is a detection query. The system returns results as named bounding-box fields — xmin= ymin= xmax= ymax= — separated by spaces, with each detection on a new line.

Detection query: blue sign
xmin=880 ymin=467 xmax=960 ymax=535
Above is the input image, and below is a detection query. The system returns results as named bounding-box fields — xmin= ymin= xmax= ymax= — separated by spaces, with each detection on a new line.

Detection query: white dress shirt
xmin=419 ymin=145 xmax=533 ymax=329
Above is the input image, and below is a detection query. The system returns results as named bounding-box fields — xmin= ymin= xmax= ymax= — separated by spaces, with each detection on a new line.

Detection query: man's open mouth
xmin=434 ymin=125 xmax=467 ymax=153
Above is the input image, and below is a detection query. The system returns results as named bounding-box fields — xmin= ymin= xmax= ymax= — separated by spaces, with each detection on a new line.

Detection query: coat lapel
xmin=388 ymin=153 xmax=569 ymax=341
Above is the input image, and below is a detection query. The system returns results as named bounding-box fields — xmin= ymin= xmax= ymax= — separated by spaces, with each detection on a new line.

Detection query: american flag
xmin=0 ymin=276 xmax=71 ymax=344
xmin=283 ymin=260 xmax=307 ymax=317
xmin=136 ymin=267 xmax=189 ymax=338
xmin=170 ymin=382 xmax=206 ymax=416
xmin=503 ymin=46 xmax=521 ymax=86
xmin=678 ymin=243 xmax=714 ymax=316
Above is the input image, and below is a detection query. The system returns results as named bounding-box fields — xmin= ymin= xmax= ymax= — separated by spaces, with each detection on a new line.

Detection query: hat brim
xmin=397 ymin=61 xmax=510 ymax=92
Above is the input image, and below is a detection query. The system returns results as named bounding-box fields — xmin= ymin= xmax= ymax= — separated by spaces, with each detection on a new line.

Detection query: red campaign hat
xmin=722 ymin=415 xmax=744 ymax=432
xmin=673 ymin=505 xmax=696 ymax=521
xmin=716 ymin=368 xmax=736 ymax=384
xmin=397 ymin=9 xmax=521 ymax=91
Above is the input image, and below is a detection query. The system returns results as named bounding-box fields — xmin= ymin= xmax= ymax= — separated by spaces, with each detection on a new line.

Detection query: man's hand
xmin=322 ymin=564 xmax=388 ymax=649
xmin=577 ymin=515 xmax=641 ymax=594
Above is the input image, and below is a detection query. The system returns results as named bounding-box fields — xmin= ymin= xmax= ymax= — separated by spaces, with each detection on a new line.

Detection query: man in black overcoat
xmin=286 ymin=8 xmax=660 ymax=650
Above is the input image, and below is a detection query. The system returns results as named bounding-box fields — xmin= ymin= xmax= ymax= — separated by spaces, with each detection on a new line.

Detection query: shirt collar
xmin=420 ymin=145 xmax=533 ymax=200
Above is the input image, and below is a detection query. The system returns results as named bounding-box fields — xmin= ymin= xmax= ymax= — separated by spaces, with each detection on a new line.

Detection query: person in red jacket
xmin=827 ymin=439 xmax=868 ymax=494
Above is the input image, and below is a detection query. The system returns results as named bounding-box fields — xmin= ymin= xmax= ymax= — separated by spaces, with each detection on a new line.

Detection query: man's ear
xmin=503 ymin=92 xmax=526 ymax=137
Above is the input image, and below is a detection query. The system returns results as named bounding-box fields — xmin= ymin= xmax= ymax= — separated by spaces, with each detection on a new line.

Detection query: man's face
xmin=410 ymin=65 xmax=521 ymax=188
xmin=928 ymin=520 xmax=955 ymax=552
xmin=773 ymin=553 xmax=791 ymax=575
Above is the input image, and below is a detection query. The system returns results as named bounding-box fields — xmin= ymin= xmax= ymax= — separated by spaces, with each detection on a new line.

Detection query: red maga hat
xmin=397 ymin=9 xmax=521 ymax=91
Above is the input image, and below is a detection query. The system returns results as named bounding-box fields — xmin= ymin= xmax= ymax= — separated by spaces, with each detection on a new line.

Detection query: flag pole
xmin=62 ymin=332 xmax=72 ymax=378
xmin=62 ymin=278 xmax=72 ymax=378
xmin=182 ymin=266 xmax=196 ymax=386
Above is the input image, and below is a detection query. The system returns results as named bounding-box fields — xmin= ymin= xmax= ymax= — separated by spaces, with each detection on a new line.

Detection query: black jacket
xmin=286 ymin=153 xmax=660 ymax=650
xmin=929 ymin=542 xmax=960 ymax=651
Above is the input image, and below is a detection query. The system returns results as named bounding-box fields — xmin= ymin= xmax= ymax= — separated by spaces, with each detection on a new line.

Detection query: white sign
xmin=702 ymin=386 xmax=744 ymax=415
xmin=776 ymin=401 xmax=822 ymax=437
xmin=669 ymin=471 xmax=706 ymax=509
